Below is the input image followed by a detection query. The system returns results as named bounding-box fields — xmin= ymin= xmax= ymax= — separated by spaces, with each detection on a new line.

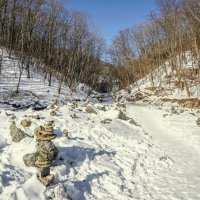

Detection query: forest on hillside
xmin=0 ymin=0 xmax=199 ymax=96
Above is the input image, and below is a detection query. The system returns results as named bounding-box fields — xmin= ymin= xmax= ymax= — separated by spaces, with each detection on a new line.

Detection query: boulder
xmin=23 ymin=152 xmax=38 ymax=167
xmin=85 ymin=105 xmax=98 ymax=114
xmin=10 ymin=121 xmax=28 ymax=142
xmin=128 ymin=118 xmax=137 ymax=125
xmin=21 ymin=119 xmax=31 ymax=127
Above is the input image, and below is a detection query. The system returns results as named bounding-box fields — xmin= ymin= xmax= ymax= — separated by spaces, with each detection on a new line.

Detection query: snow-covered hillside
xmin=0 ymin=49 xmax=200 ymax=200
xmin=115 ymin=52 xmax=200 ymax=109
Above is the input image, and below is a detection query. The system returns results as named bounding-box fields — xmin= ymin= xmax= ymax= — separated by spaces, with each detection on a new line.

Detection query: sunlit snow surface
xmin=0 ymin=49 xmax=200 ymax=199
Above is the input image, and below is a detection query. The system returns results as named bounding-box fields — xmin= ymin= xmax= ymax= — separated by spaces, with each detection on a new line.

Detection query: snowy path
xmin=0 ymin=104 xmax=175 ymax=200
xmin=127 ymin=104 xmax=200 ymax=200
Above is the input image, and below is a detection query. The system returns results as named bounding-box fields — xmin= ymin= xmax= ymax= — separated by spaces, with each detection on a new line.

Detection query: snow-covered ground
xmin=127 ymin=104 xmax=200 ymax=200
xmin=0 ymin=103 xmax=165 ymax=199
xmin=0 ymin=101 xmax=199 ymax=200
xmin=0 ymin=49 xmax=200 ymax=199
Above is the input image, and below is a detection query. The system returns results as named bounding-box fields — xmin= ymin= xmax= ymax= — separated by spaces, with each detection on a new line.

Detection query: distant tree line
xmin=109 ymin=0 xmax=200 ymax=96
xmin=0 ymin=0 xmax=106 ymax=94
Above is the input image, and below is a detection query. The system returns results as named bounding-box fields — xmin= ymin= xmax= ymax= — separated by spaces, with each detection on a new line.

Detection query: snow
xmin=1 ymin=100 xmax=199 ymax=199
xmin=127 ymin=104 xmax=200 ymax=199
xmin=0 ymin=48 xmax=200 ymax=199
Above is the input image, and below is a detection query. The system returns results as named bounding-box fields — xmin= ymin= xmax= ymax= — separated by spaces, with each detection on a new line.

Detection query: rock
xmin=32 ymin=114 xmax=40 ymax=119
xmin=23 ymin=152 xmax=38 ymax=167
xmin=163 ymin=114 xmax=168 ymax=118
xmin=85 ymin=105 xmax=98 ymax=115
xmin=97 ymin=105 xmax=106 ymax=111
xmin=63 ymin=129 xmax=70 ymax=138
xmin=45 ymin=120 xmax=54 ymax=126
xmin=118 ymin=110 xmax=127 ymax=120
xmin=34 ymin=126 xmax=45 ymax=135
xmin=21 ymin=119 xmax=31 ymax=127
xmin=196 ymin=118 xmax=200 ymax=127
xmin=179 ymin=109 xmax=184 ymax=114
xmin=116 ymin=103 xmax=126 ymax=108
xmin=37 ymin=141 xmax=58 ymax=162
xmin=71 ymin=103 xmax=78 ymax=109
xmin=38 ymin=174 xmax=54 ymax=186
xmin=35 ymin=131 xmax=57 ymax=141
xmin=35 ymin=151 xmax=51 ymax=168
xmin=171 ymin=106 xmax=178 ymax=114
xmin=70 ymin=113 xmax=78 ymax=118
xmin=9 ymin=115 xmax=16 ymax=121
xmin=101 ymin=118 xmax=112 ymax=124
xmin=10 ymin=121 xmax=28 ymax=142
xmin=35 ymin=120 xmax=57 ymax=141
xmin=37 ymin=167 xmax=50 ymax=177
xmin=50 ymin=110 xmax=57 ymax=116
xmin=33 ymin=101 xmax=47 ymax=111
xmin=128 ymin=118 xmax=137 ymax=125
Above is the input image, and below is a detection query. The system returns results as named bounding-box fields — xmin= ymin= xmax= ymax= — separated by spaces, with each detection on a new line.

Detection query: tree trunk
xmin=58 ymin=75 xmax=64 ymax=94
xmin=48 ymin=72 xmax=52 ymax=86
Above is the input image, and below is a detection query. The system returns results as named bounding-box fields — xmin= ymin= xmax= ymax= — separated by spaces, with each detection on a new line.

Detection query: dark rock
xmin=33 ymin=101 xmax=47 ymax=111
xmin=128 ymin=118 xmax=138 ymax=125
xmin=23 ymin=152 xmax=38 ymax=167
xmin=37 ymin=167 xmax=50 ymax=177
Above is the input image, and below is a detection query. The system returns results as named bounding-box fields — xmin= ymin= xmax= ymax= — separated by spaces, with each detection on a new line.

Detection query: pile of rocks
xmin=23 ymin=120 xmax=58 ymax=186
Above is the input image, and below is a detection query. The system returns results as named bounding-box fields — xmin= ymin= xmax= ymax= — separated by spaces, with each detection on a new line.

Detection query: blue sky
xmin=66 ymin=0 xmax=156 ymax=45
